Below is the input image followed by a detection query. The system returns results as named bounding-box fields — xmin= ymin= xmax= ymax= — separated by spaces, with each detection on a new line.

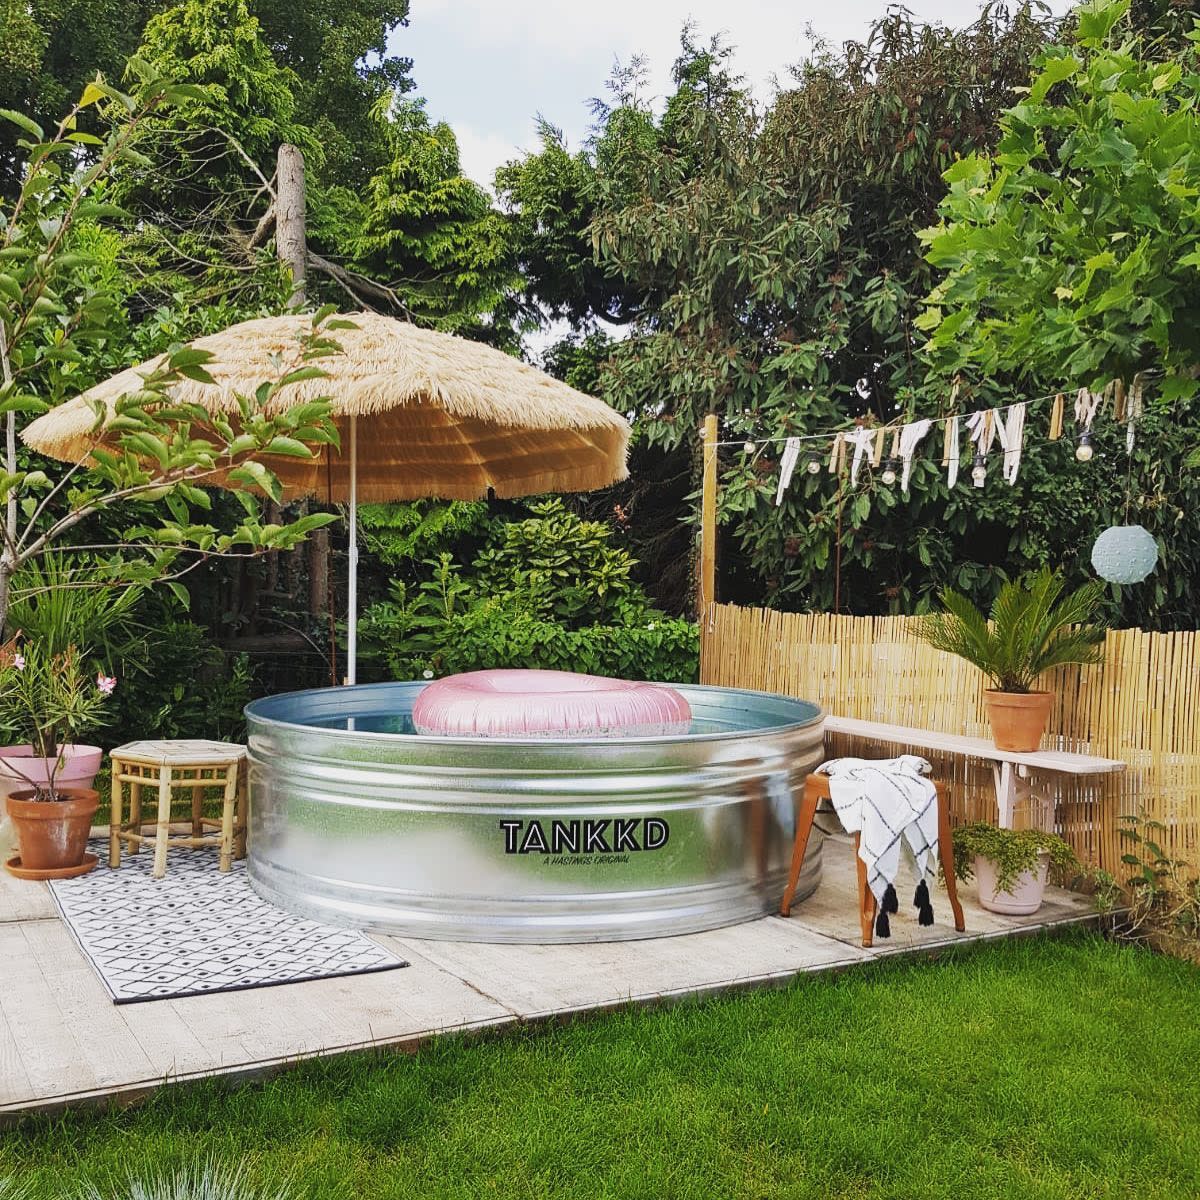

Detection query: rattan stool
xmin=779 ymin=772 xmax=965 ymax=947
xmin=108 ymin=740 xmax=248 ymax=879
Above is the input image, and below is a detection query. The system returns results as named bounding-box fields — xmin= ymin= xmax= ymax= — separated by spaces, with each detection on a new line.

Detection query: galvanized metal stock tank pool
xmin=245 ymin=682 xmax=825 ymax=942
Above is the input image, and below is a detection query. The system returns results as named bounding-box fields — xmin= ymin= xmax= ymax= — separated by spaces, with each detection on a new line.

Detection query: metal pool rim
xmin=244 ymin=680 xmax=825 ymax=747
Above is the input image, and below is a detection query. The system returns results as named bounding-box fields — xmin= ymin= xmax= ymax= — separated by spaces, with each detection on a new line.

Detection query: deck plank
xmin=0 ymin=839 xmax=1102 ymax=1119
xmin=0 ymin=924 xmax=102 ymax=1102
xmin=0 ymin=870 xmax=54 ymax=924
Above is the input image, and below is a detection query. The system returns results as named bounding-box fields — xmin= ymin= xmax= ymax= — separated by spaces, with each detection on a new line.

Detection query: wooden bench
xmin=823 ymin=715 xmax=1126 ymax=830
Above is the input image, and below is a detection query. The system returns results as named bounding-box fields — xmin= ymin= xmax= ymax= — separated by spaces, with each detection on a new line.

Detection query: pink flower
xmin=96 ymin=673 xmax=117 ymax=696
xmin=12 ymin=653 xmax=24 ymax=671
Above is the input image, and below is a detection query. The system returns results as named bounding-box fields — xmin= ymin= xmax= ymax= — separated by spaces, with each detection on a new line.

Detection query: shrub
xmin=431 ymin=601 xmax=698 ymax=683
xmin=111 ymin=621 xmax=254 ymax=744
xmin=359 ymin=501 xmax=699 ymax=683
xmin=79 ymin=1161 xmax=293 ymax=1200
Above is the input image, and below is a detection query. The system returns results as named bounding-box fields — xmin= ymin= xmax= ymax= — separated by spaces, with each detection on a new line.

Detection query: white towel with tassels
xmin=816 ymin=754 xmax=939 ymax=937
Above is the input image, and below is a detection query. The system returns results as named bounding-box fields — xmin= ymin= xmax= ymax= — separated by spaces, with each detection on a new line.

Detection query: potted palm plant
xmin=951 ymin=822 xmax=1079 ymax=915
xmin=1 ymin=641 xmax=115 ymax=879
xmin=917 ymin=567 xmax=1106 ymax=752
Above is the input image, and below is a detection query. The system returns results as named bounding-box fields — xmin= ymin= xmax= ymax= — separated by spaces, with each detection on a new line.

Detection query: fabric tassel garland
xmin=945 ymin=415 xmax=961 ymax=487
xmin=775 ymin=436 xmax=801 ymax=506
xmin=1048 ymin=393 xmax=1064 ymax=440
xmin=965 ymin=409 xmax=997 ymax=486
xmin=914 ymin=879 xmax=935 ymax=926
xmin=875 ymin=909 xmax=891 ymax=939
xmin=1127 ymin=375 xmax=1144 ymax=454
xmin=1074 ymin=387 xmax=1102 ymax=434
xmin=846 ymin=428 xmax=875 ymax=486
xmin=997 ymin=403 xmax=1026 ymax=485
xmin=827 ymin=434 xmax=844 ymax=475
xmin=897 ymin=419 xmax=932 ymax=493
xmin=882 ymin=883 xmax=899 ymax=914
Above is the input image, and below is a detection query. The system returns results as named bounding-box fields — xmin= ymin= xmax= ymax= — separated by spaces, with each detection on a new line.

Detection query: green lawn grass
xmin=3 ymin=931 xmax=1198 ymax=1199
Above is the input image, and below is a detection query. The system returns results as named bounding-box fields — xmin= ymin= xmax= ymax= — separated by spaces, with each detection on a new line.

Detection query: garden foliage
xmin=360 ymin=500 xmax=698 ymax=683
xmin=503 ymin=3 xmax=1200 ymax=628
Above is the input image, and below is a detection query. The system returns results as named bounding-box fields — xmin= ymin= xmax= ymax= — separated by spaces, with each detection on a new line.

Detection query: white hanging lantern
xmin=1091 ymin=524 xmax=1158 ymax=584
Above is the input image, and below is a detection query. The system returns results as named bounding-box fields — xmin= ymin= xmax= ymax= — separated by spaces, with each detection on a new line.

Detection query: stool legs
xmin=779 ymin=777 xmax=821 ymax=917
xmin=937 ymin=784 xmax=966 ymax=933
xmin=219 ymin=764 xmax=236 ymax=872
xmin=108 ymin=758 xmax=123 ymax=869
xmin=234 ymin=761 xmax=248 ymax=860
xmin=153 ymin=768 xmax=172 ymax=880
xmin=128 ymin=778 xmax=142 ymax=854
xmin=855 ymin=833 xmax=876 ymax=948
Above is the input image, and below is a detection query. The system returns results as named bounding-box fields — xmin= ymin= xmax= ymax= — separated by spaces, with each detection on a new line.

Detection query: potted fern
xmin=917 ymin=568 xmax=1106 ymax=752
xmin=951 ymin=823 xmax=1079 ymax=915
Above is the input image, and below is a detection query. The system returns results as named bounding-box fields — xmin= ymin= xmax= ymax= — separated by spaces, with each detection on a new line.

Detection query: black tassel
xmin=874 ymin=908 xmax=891 ymax=939
xmin=914 ymin=878 xmax=934 ymax=926
xmin=882 ymin=884 xmax=899 ymax=914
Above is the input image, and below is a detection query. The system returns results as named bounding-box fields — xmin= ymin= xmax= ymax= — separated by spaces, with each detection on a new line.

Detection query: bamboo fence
xmin=700 ymin=604 xmax=1200 ymax=876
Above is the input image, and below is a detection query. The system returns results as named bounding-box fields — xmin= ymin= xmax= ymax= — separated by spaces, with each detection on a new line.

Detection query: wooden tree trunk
xmin=275 ymin=141 xmax=329 ymax=628
xmin=309 ymin=527 xmax=329 ymax=617
xmin=277 ymin=143 xmax=306 ymax=308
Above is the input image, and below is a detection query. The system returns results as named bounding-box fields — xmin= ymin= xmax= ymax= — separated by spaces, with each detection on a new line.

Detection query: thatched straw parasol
xmin=23 ymin=312 xmax=630 ymax=682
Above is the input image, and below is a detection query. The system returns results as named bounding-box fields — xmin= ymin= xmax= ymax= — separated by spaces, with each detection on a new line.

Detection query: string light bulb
xmin=1075 ymin=432 xmax=1094 ymax=462
xmin=805 ymin=453 xmax=822 ymax=476
xmin=880 ymin=458 xmax=898 ymax=486
xmin=743 ymin=440 xmax=756 ymax=455
xmin=971 ymin=452 xmax=987 ymax=487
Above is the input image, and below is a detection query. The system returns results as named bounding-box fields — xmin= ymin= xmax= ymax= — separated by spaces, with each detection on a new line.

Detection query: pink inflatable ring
xmin=412 ymin=669 xmax=692 ymax=739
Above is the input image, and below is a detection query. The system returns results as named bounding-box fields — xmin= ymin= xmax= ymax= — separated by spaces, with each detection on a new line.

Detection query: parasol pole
xmin=346 ymin=415 xmax=358 ymax=685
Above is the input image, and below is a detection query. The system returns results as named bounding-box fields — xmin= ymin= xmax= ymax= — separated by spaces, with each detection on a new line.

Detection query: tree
xmin=0 ymin=0 xmax=151 ymax=196
xmin=0 ymin=77 xmax=341 ymax=633
xmin=0 ymin=0 xmax=413 ymax=200
xmin=351 ymin=97 xmax=519 ymax=339
xmin=252 ymin=0 xmax=413 ymax=187
xmin=921 ymin=0 xmax=1200 ymax=399
xmin=916 ymin=0 xmax=1200 ymax=622
xmin=111 ymin=0 xmax=315 ymax=314
xmin=507 ymin=10 xmax=1060 ymax=617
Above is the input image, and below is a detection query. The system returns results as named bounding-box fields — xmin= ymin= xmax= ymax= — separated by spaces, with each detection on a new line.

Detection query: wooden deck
xmin=0 ymin=837 xmax=1099 ymax=1120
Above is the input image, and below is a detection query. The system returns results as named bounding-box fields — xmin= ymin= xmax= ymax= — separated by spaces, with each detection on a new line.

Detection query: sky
xmin=389 ymin=0 xmax=1076 ymax=190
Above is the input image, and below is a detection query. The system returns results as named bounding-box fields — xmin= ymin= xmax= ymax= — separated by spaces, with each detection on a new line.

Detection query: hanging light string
xmin=713 ymin=374 xmax=1164 ymax=451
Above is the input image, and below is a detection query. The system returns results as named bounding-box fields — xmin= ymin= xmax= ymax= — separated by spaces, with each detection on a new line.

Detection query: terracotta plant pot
xmin=6 ymin=787 xmax=99 ymax=876
xmin=983 ymin=690 xmax=1053 ymax=752
xmin=974 ymin=850 xmax=1050 ymax=915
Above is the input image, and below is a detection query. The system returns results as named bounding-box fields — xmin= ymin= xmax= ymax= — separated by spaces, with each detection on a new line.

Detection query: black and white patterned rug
xmin=49 ymin=845 xmax=407 ymax=1004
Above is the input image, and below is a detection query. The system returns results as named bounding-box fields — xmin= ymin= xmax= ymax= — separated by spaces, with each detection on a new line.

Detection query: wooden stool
xmin=108 ymin=740 xmax=248 ymax=879
xmin=779 ymin=773 xmax=965 ymax=947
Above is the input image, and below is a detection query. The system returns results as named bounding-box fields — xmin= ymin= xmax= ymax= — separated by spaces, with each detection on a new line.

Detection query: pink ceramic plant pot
xmin=0 ymin=744 xmax=103 ymax=796
xmin=974 ymin=850 xmax=1050 ymax=915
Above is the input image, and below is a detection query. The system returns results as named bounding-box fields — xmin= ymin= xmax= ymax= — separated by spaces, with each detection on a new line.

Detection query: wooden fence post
xmin=698 ymin=413 xmax=718 ymax=619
